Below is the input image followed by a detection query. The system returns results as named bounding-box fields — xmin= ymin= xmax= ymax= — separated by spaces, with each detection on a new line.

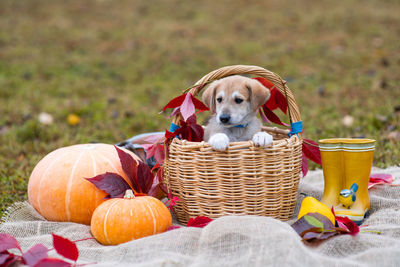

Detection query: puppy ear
xmin=247 ymin=79 xmax=270 ymax=111
xmin=202 ymin=80 xmax=219 ymax=113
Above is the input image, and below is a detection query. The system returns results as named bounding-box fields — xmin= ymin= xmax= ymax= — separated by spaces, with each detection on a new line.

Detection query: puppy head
xmin=202 ymin=75 xmax=270 ymax=126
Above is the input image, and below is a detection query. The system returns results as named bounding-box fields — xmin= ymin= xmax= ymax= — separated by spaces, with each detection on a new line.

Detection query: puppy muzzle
xmin=219 ymin=114 xmax=231 ymax=124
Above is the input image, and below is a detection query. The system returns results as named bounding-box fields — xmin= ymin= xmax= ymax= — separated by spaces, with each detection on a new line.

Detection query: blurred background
xmin=0 ymin=0 xmax=399 ymax=214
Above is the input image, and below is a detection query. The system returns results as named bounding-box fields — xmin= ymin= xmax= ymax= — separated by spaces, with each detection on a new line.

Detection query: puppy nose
xmin=219 ymin=114 xmax=231 ymax=124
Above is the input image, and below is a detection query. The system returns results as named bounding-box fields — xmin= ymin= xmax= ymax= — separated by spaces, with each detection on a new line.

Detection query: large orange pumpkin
xmin=28 ymin=143 xmax=140 ymax=225
xmin=90 ymin=189 xmax=172 ymax=245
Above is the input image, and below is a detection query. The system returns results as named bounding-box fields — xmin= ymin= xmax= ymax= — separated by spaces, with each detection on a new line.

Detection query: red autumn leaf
xmin=143 ymin=134 xmax=164 ymax=144
xmin=369 ymin=173 xmax=394 ymax=189
xmin=254 ymin=77 xmax=288 ymax=114
xmin=187 ymin=216 xmax=213 ymax=228
xmin=141 ymin=143 xmax=152 ymax=152
xmin=151 ymin=164 xmax=168 ymax=195
xmin=258 ymin=109 xmax=271 ymax=123
xmin=115 ymin=145 xmax=140 ymax=193
xmin=0 ymin=252 xmax=14 ymax=266
xmin=142 ymin=143 xmax=165 ymax=165
xmin=165 ymin=129 xmax=177 ymax=140
xmin=272 ymin=88 xmax=288 ymax=114
xmin=191 ymin=94 xmax=209 ymax=112
xmin=269 ymin=90 xmax=287 ymax=114
xmin=335 ymin=216 xmax=359 ymax=236
xmin=174 ymin=115 xmax=204 ymax=142
xmin=86 ymin=172 xmax=131 ymax=198
xmin=87 ymin=146 xmax=157 ymax=198
xmin=162 ymin=94 xmax=187 ymax=111
xmin=148 ymin=162 xmax=162 ymax=197
xmin=147 ymin=179 xmax=160 ymax=198
xmin=22 ymin=244 xmax=48 ymax=266
xmin=253 ymin=77 xmax=275 ymax=89
xmin=301 ymin=151 xmax=309 ymax=177
xmin=265 ymin=88 xmax=288 ymax=114
xmin=136 ymin=161 xmax=154 ymax=194
xmin=34 ymin=258 xmax=71 ymax=267
xmin=153 ymin=144 xmax=165 ymax=164
xmin=165 ymin=190 xmax=180 ymax=210
xmin=332 ymin=207 xmax=359 ymax=236
xmin=188 ymin=124 xmax=204 ymax=142
xmin=162 ymin=93 xmax=209 ymax=121
xmin=266 ymin=97 xmax=279 ymax=110
xmin=151 ymin=162 xmax=161 ymax=172
xmin=291 ymin=212 xmax=341 ymax=242
xmin=149 ymin=162 xmax=160 ymax=175
xmin=302 ymin=139 xmax=322 ymax=165
xmin=0 ymin=252 xmax=11 ymax=265
xmin=180 ymin=92 xmax=196 ymax=122
xmin=0 ymin=252 xmax=19 ymax=267
xmin=170 ymin=106 xmax=207 ymax=119
xmin=163 ymin=93 xmax=208 ymax=111
xmin=51 ymin=233 xmax=78 ymax=262
xmin=260 ymin=105 xmax=289 ymax=126
xmin=0 ymin=233 xmax=22 ymax=253
xmin=156 ymin=166 xmax=165 ymax=183
xmin=165 ymin=196 xmax=180 ymax=210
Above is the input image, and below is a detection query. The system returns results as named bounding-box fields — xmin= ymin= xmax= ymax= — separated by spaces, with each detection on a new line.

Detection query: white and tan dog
xmin=202 ymin=75 xmax=273 ymax=151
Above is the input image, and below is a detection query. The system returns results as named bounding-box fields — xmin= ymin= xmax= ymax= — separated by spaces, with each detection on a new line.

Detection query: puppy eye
xmin=217 ymin=97 xmax=222 ymax=103
xmin=235 ymin=98 xmax=243 ymax=104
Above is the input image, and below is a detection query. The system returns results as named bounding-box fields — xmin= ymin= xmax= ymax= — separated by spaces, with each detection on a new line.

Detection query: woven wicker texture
xmin=165 ymin=65 xmax=302 ymax=223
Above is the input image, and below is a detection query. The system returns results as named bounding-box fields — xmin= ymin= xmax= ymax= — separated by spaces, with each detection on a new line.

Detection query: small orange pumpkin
xmin=90 ymin=189 xmax=172 ymax=245
xmin=28 ymin=144 xmax=140 ymax=225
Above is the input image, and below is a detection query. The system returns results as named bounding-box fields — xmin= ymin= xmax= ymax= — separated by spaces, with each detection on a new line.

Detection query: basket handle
xmin=172 ymin=65 xmax=301 ymax=134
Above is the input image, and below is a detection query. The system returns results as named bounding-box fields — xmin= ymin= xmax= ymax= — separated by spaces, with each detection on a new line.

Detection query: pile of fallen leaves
xmin=0 ymin=233 xmax=92 ymax=267
xmin=292 ymin=211 xmax=359 ymax=242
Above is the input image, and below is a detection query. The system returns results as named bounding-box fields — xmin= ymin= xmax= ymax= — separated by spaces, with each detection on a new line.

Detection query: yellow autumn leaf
xmin=67 ymin=114 xmax=81 ymax=125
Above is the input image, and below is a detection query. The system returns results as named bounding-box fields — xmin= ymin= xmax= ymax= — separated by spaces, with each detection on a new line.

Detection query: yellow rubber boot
xmin=320 ymin=138 xmax=375 ymax=224
xmin=335 ymin=139 xmax=375 ymax=223
xmin=319 ymin=147 xmax=343 ymax=208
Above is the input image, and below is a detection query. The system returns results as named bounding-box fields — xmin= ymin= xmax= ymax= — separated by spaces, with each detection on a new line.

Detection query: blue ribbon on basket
xmin=169 ymin=123 xmax=180 ymax=139
xmin=288 ymin=121 xmax=303 ymax=137
xmin=169 ymin=122 xmax=180 ymax=133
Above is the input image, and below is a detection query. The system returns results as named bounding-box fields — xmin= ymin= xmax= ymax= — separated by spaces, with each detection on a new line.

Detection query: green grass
xmin=1 ymin=0 xmax=399 ymax=217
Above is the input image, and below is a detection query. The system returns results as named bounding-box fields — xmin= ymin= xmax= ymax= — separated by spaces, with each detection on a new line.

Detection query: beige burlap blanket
xmin=1 ymin=167 xmax=400 ymax=267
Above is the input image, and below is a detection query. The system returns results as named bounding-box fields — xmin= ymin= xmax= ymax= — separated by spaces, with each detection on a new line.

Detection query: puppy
xmin=202 ymin=75 xmax=273 ymax=151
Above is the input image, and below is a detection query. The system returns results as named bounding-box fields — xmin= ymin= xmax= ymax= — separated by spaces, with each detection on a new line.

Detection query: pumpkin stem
xmin=124 ymin=189 xmax=135 ymax=199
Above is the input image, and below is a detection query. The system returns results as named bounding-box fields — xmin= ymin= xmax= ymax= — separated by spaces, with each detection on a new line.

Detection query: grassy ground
xmin=1 ymin=0 xmax=399 ymax=217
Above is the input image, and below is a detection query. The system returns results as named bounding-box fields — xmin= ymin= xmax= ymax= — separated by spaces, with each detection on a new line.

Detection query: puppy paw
xmin=208 ymin=133 xmax=230 ymax=151
xmin=252 ymin=132 xmax=273 ymax=147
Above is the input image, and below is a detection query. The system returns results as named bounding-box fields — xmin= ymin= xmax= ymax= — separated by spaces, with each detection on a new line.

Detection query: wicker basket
xmin=164 ymin=65 xmax=302 ymax=224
